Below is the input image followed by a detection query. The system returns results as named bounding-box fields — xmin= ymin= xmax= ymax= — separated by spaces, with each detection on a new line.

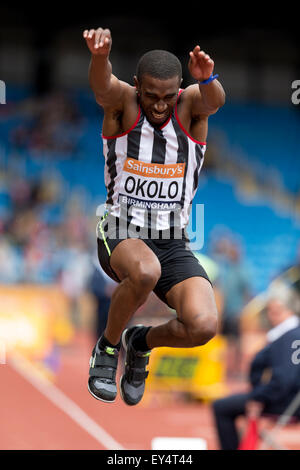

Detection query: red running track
xmin=0 ymin=332 xmax=220 ymax=450
xmin=1 ymin=332 xmax=299 ymax=450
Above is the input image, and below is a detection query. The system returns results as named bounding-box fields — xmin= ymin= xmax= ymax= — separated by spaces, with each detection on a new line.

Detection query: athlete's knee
xmin=186 ymin=311 xmax=218 ymax=346
xmin=130 ymin=259 xmax=161 ymax=292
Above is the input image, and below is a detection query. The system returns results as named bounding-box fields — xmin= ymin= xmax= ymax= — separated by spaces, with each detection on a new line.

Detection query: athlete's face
xmin=134 ymin=74 xmax=181 ymax=126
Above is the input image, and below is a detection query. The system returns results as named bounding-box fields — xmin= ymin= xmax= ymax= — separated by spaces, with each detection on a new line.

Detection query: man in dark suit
xmin=212 ymin=281 xmax=300 ymax=450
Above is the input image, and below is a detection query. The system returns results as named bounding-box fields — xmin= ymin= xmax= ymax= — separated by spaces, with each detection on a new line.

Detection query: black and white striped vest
xmin=102 ymin=90 xmax=206 ymax=230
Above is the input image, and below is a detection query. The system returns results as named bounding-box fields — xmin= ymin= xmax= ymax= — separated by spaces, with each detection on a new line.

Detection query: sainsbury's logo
xmin=124 ymin=158 xmax=185 ymax=178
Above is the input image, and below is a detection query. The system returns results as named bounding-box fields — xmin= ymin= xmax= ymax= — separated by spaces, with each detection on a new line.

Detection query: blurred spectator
xmin=85 ymin=258 xmax=117 ymax=340
xmin=275 ymin=239 xmax=300 ymax=296
xmin=212 ymin=234 xmax=253 ymax=377
xmin=10 ymin=90 xmax=83 ymax=157
xmin=23 ymin=223 xmax=63 ymax=283
xmin=292 ymin=241 xmax=300 ymax=295
xmin=64 ymin=197 xmax=91 ymax=248
xmin=212 ymin=281 xmax=300 ymax=450
xmin=59 ymin=245 xmax=94 ymax=327
xmin=0 ymin=237 xmax=24 ymax=283
xmin=9 ymin=174 xmax=33 ymax=212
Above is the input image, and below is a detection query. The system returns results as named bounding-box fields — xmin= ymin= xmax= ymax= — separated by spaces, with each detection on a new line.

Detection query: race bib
xmin=119 ymin=158 xmax=185 ymax=213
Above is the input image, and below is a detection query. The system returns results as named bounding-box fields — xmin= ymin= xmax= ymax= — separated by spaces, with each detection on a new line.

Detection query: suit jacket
xmin=248 ymin=325 xmax=300 ymax=416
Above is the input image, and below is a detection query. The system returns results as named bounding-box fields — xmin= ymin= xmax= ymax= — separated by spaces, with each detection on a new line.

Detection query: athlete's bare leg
xmin=103 ymin=237 xmax=217 ymax=348
xmin=103 ymin=238 xmax=161 ymax=345
xmin=146 ymin=276 xmax=218 ymax=348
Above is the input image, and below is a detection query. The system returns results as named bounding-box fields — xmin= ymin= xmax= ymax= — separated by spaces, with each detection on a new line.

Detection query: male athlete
xmin=83 ymin=27 xmax=225 ymax=405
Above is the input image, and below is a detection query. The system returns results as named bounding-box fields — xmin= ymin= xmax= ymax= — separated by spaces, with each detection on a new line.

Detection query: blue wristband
xmin=199 ymin=73 xmax=219 ymax=85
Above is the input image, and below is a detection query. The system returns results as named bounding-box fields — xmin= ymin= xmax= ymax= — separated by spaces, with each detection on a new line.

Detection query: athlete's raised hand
xmin=83 ymin=28 xmax=112 ymax=56
xmin=188 ymin=45 xmax=214 ymax=82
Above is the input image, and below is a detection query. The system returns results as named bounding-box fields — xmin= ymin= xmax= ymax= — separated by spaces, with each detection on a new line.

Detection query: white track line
xmin=9 ymin=353 xmax=125 ymax=450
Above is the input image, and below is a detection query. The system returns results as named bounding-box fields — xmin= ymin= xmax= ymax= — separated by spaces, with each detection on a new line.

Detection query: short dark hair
xmin=136 ymin=50 xmax=182 ymax=83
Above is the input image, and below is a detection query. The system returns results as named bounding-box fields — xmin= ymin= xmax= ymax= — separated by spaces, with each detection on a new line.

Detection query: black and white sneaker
xmin=88 ymin=340 xmax=119 ymax=403
xmin=120 ymin=325 xmax=151 ymax=406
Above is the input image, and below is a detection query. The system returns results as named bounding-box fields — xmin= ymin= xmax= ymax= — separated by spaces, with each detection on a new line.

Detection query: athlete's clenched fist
xmin=188 ymin=45 xmax=215 ymax=82
xmin=83 ymin=28 xmax=112 ymax=56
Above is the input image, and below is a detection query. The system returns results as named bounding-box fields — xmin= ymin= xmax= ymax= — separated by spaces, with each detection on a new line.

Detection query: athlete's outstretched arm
xmin=187 ymin=45 xmax=225 ymax=115
xmin=83 ymin=27 xmax=125 ymax=109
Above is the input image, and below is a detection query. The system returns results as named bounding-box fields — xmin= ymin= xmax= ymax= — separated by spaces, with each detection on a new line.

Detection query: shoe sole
xmin=121 ymin=328 xmax=129 ymax=352
xmin=118 ymin=374 xmax=127 ymax=404
xmin=87 ymin=382 xmax=116 ymax=403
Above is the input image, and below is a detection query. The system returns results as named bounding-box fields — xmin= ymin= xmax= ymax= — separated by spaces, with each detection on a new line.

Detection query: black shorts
xmin=96 ymin=214 xmax=211 ymax=307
